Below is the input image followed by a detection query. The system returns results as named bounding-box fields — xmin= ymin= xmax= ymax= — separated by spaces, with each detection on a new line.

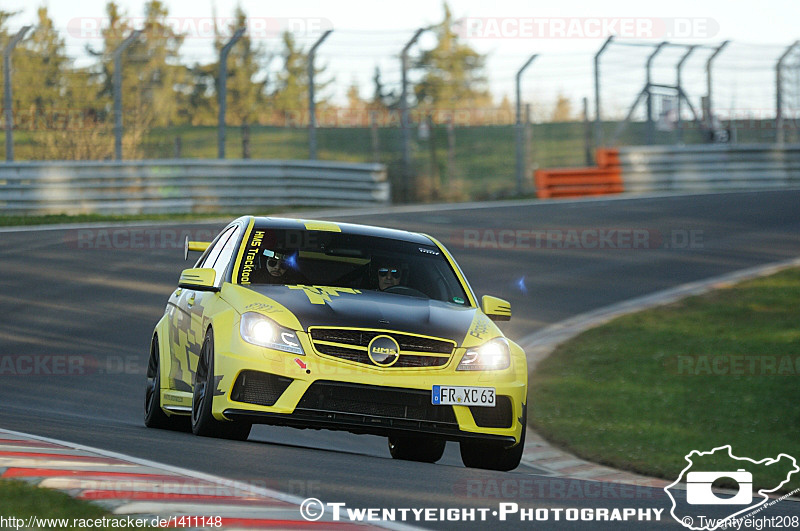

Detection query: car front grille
xmin=309 ymin=327 xmax=455 ymax=368
xmin=230 ymin=371 xmax=293 ymax=407
xmin=296 ymin=381 xmax=457 ymax=425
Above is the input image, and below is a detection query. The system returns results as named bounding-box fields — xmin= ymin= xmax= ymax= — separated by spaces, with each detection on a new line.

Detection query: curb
xmin=0 ymin=428 xmax=414 ymax=530
xmin=518 ymin=256 xmax=800 ymax=491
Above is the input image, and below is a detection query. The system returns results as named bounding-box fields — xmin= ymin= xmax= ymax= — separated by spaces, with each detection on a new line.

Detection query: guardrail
xmin=0 ymin=159 xmax=389 ymax=215
xmin=534 ymin=144 xmax=800 ymax=198
xmin=618 ymin=144 xmax=800 ymax=193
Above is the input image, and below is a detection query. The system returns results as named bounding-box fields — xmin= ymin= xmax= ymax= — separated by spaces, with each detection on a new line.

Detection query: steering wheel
xmin=383 ymin=285 xmax=428 ymax=298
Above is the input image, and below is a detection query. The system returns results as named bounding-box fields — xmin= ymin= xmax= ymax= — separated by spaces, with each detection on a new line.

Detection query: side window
xmin=198 ymin=226 xmax=237 ymax=276
xmin=212 ymin=225 xmax=242 ymax=285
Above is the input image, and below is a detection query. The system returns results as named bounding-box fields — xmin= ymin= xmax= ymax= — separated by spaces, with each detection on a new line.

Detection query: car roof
xmin=244 ymin=216 xmax=435 ymax=246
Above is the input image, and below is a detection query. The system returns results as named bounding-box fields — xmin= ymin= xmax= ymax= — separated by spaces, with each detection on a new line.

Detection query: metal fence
xmin=594 ymin=38 xmax=800 ymax=149
xmin=2 ymin=9 xmax=800 ymax=204
xmin=0 ymin=159 xmax=389 ymax=215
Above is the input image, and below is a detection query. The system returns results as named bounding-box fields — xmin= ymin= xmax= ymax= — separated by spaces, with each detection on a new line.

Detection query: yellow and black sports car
xmin=145 ymin=216 xmax=528 ymax=470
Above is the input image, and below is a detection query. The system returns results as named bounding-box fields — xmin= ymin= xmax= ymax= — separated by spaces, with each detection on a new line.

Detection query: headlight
xmin=457 ymin=338 xmax=510 ymax=371
xmin=240 ymin=312 xmax=304 ymax=355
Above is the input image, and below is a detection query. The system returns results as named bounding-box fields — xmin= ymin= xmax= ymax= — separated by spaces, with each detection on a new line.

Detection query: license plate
xmin=432 ymin=385 xmax=496 ymax=407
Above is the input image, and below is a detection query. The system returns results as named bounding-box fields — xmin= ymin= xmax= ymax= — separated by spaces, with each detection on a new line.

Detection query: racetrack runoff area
xmin=529 ymin=265 xmax=800 ymax=494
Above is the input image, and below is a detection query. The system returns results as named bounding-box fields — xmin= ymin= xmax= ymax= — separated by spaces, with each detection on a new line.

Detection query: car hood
xmin=245 ymin=285 xmax=477 ymax=344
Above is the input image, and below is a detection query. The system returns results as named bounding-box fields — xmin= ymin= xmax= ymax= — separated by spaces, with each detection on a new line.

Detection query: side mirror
xmin=481 ymin=295 xmax=511 ymax=322
xmin=184 ymin=236 xmax=211 ymax=261
xmin=178 ymin=268 xmax=218 ymax=292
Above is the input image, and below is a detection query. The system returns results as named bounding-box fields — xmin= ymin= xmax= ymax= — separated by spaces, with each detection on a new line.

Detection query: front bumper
xmin=212 ymin=331 xmax=527 ymax=446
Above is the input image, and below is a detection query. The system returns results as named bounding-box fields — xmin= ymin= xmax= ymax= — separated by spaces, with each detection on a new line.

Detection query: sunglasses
xmin=378 ymin=268 xmax=400 ymax=279
xmin=267 ymin=258 xmax=287 ymax=270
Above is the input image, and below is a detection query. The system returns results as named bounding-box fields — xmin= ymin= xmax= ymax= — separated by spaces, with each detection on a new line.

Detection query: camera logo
xmin=664 ymin=445 xmax=798 ymax=530
xmin=686 ymin=469 xmax=752 ymax=505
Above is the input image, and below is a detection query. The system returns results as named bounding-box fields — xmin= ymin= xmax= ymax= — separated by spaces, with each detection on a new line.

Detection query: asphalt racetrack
xmin=1 ymin=190 xmax=799 ymax=529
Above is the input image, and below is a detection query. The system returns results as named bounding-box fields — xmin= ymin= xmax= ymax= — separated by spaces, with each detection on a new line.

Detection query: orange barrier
xmin=534 ymin=149 xmax=623 ymax=199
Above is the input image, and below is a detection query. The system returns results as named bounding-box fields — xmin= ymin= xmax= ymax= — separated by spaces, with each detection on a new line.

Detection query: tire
xmin=144 ymin=334 xmax=189 ymax=431
xmin=460 ymin=406 xmax=526 ymax=471
xmin=191 ymin=328 xmax=251 ymax=441
xmin=388 ymin=436 xmax=446 ymax=463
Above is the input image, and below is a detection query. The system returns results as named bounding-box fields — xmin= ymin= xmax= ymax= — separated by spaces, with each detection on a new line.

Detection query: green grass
xmin=528 ymin=268 xmax=800 ymax=492
xmin=0 ymin=479 xmax=151 ymax=530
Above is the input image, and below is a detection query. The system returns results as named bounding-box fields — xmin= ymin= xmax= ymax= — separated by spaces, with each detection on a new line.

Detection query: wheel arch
xmin=200 ymin=305 xmax=241 ymax=381
xmin=508 ymin=339 xmax=528 ymax=386
xmin=152 ymin=314 xmax=172 ymax=390
xmin=508 ymin=338 xmax=529 ymax=445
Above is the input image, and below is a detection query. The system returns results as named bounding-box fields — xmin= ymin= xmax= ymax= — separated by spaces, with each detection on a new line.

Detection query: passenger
xmin=377 ymin=265 xmax=401 ymax=291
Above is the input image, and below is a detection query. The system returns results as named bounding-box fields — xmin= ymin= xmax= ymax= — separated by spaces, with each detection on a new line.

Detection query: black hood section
xmin=246 ymin=285 xmax=475 ymax=343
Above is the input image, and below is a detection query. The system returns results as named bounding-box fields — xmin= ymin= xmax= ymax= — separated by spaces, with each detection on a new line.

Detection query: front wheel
xmin=144 ymin=334 xmax=189 ymax=431
xmin=460 ymin=407 xmax=526 ymax=471
xmin=388 ymin=436 xmax=446 ymax=463
xmin=191 ymin=328 xmax=251 ymax=441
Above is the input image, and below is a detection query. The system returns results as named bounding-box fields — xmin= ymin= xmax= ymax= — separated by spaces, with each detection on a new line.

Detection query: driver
xmin=253 ymin=250 xmax=307 ymax=284
xmin=377 ymin=265 xmax=401 ymax=291
xmin=266 ymin=252 xmax=289 ymax=278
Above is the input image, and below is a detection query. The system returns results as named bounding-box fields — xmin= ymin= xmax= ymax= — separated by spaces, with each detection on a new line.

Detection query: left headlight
xmin=240 ymin=312 xmax=304 ymax=355
xmin=457 ymin=337 xmax=510 ymax=371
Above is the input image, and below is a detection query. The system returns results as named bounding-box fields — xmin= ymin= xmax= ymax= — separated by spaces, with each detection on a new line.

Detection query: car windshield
xmin=234 ymin=226 xmax=470 ymax=306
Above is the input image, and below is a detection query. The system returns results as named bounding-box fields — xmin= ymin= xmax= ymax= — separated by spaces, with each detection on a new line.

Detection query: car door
xmin=171 ymin=224 xmax=240 ymax=391
xmin=165 ymin=286 xmax=194 ymax=392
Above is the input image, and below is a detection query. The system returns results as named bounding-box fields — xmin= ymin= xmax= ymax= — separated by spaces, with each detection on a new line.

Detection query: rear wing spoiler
xmin=184 ymin=236 xmax=210 ymax=261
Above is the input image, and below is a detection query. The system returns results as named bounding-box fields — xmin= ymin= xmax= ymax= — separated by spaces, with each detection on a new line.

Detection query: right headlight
xmin=239 ymin=312 xmax=304 ymax=355
xmin=457 ymin=337 xmax=510 ymax=371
